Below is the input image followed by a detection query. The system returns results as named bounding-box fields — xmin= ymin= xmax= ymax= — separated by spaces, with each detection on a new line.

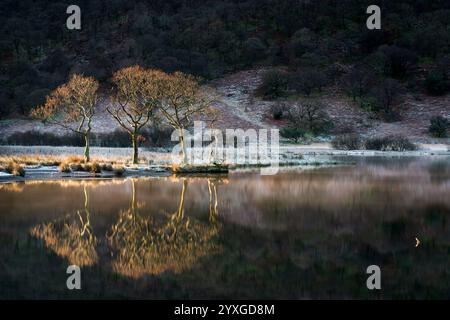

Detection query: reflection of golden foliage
xmin=30 ymin=211 xmax=98 ymax=267
xmin=107 ymin=208 xmax=220 ymax=278
xmin=23 ymin=179 xmax=127 ymax=189
xmin=0 ymin=183 xmax=25 ymax=193
xmin=1 ymin=179 xmax=127 ymax=193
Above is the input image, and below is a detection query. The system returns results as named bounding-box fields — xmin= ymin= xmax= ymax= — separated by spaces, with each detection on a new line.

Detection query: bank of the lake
xmin=0 ymin=144 xmax=449 ymax=183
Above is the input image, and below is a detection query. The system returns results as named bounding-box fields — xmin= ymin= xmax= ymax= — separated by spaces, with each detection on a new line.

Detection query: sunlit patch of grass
xmin=59 ymin=160 xmax=108 ymax=174
xmin=0 ymin=154 xmax=130 ymax=168
xmin=66 ymin=156 xmax=84 ymax=164
xmin=56 ymin=160 xmax=115 ymax=173
xmin=171 ymin=163 xmax=181 ymax=172
xmin=0 ymin=155 xmax=62 ymax=166
xmin=88 ymin=162 xmax=101 ymax=174
xmin=58 ymin=161 xmax=72 ymax=173
xmin=5 ymin=162 xmax=25 ymax=176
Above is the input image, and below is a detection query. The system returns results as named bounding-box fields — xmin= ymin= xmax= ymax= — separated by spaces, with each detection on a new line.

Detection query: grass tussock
xmin=113 ymin=165 xmax=125 ymax=177
xmin=69 ymin=163 xmax=83 ymax=172
xmin=59 ymin=161 xmax=113 ymax=173
xmin=102 ymin=163 xmax=113 ymax=171
xmin=58 ymin=162 xmax=71 ymax=173
xmin=0 ymin=154 xmax=129 ymax=176
xmin=66 ymin=156 xmax=84 ymax=164
xmin=5 ymin=162 xmax=25 ymax=176
xmin=83 ymin=162 xmax=101 ymax=174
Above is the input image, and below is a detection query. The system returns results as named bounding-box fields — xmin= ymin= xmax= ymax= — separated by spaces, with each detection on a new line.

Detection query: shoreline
xmin=1 ymin=143 xmax=449 ymax=158
xmin=1 ymin=144 xmax=449 ymax=183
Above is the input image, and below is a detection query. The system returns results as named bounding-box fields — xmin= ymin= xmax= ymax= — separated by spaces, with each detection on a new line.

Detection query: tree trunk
xmin=179 ymin=128 xmax=188 ymax=165
xmin=84 ymin=133 xmax=90 ymax=163
xmin=132 ymin=134 xmax=139 ymax=164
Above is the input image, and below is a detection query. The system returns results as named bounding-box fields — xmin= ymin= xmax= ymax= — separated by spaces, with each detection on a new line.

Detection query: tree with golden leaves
xmin=107 ymin=66 xmax=163 ymax=164
xmin=31 ymin=75 xmax=99 ymax=163
xmin=159 ymin=72 xmax=212 ymax=164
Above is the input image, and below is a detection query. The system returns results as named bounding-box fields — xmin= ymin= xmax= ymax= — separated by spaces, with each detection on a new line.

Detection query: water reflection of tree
xmin=30 ymin=183 xmax=98 ymax=266
xmin=208 ymin=179 xmax=219 ymax=225
xmin=107 ymin=178 xmax=221 ymax=278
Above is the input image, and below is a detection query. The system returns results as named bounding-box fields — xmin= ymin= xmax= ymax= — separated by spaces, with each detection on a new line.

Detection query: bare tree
xmin=286 ymin=101 xmax=333 ymax=135
xmin=371 ymin=78 xmax=404 ymax=120
xmin=342 ymin=66 xmax=374 ymax=104
xmin=107 ymin=66 xmax=164 ymax=164
xmin=31 ymin=74 xmax=99 ymax=162
xmin=158 ymin=72 xmax=212 ymax=164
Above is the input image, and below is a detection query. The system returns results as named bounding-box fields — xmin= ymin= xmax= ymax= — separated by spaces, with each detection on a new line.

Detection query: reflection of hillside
xmin=30 ymin=184 xmax=98 ymax=266
xmin=220 ymin=164 xmax=450 ymax=231
xmin=107 ymin=179 xmax=221 ymax=278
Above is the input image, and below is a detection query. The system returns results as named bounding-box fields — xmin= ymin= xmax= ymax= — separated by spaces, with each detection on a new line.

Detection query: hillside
xmin=1 ymin=68 xmax=449 ymax=145
xmin=1 ymin=0 xmax=449 ymax=145
xmin=1 ymin=1 xmax=450 ymax=114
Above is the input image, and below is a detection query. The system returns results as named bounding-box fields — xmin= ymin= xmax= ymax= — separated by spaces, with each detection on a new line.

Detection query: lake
xmin=0 ymin=156 xmax=449 ymax=299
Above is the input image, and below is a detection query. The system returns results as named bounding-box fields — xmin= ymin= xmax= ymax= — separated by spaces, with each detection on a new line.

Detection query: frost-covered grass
xmin=1 ymin=144 xmax=448 ymax=176
xmin=0 ymin=146 xmax=174 ymax=167
xmin=0 ymin=155 xmax=64 ymax=167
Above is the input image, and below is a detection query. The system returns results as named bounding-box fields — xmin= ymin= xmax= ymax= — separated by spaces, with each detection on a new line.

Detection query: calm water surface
xmin=1 ymin=157 xmax=449 ymax=299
